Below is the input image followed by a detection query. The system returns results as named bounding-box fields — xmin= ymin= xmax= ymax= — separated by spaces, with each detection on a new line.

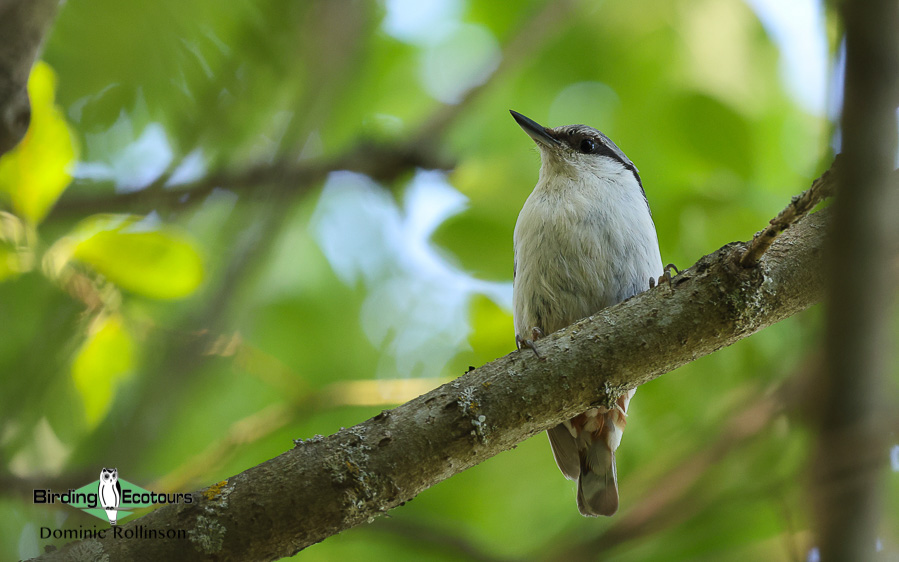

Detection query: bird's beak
xmin=510 ymin=110 xmax=561 ymax=148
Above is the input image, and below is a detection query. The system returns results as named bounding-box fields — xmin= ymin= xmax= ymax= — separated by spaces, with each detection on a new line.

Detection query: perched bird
xmin=510 ymin=110 xmax=663 ymax=516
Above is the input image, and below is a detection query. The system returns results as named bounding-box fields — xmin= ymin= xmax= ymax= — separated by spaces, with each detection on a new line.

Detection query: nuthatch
xmin=510 ymin=110 xmax=663 ymax=516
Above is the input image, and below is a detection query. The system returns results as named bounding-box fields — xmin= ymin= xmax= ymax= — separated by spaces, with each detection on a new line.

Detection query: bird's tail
xmin=575 ymin=389 xmax=633 ymax=517
xmin=549 ymin=389 xmax=634 ymax=517
xmin=576 ymin=438 xmax=619 ymax=516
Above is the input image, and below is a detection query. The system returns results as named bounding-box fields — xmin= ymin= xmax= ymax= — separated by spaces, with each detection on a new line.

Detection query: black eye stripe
xmin=593 ymin=141 xmax=618 ymax=159
xmin=556 ymin=124 xmax=649 ymax=214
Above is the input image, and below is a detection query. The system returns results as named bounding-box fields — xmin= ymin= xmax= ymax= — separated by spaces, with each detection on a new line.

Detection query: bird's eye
xmin=579 ymin=138 xmax=596 ymax=153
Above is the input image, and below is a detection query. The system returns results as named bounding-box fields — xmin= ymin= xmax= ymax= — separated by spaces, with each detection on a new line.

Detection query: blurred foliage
xmin=0 ymin=0 xmax=896 ymax=560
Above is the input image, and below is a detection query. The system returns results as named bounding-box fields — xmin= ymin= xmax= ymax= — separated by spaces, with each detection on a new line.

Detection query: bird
xmin=510 ymin=110 xmax=663 ymax=516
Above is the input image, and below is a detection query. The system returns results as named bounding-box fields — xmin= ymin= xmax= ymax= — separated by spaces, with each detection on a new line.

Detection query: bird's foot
xmin=650 ymin=263 xmax=680 ymax=290
xmin=516 ymin=328 xmax=545 ymax=360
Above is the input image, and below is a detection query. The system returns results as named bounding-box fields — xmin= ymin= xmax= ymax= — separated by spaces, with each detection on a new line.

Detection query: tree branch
xmin=33 ymin=184 xmax=835 ymax=560
xmin=0 ymin=0 xmax=60 ymax=156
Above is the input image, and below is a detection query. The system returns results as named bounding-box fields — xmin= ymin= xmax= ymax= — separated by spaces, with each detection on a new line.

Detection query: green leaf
xmin=69 ymin=215 xmax=204 ymax=299
xmin=71 ymin=314 xmax=134 ymax=428
xmin=0 ymin=61 xmax=78 ymax=224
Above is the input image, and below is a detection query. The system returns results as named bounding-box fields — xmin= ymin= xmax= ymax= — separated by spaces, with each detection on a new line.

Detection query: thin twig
xmin=411 ymin=0 xmax=578 ymax=145
xmin=740 ymin=156 xmax=840 ymax=268
xmin=47 ymin=142 xmax=452 ymax=220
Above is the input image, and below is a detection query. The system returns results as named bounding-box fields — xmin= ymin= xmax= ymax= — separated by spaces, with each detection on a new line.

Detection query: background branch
xmin=0 ymin=0 xmax=60 ymax=156
xmin=34 ymin=192 xmax=835 ymax=561
xmin=47 ymin=140 xmax=454 ymax=220
xmin=811 ymin=1 xmax=899 ymax=559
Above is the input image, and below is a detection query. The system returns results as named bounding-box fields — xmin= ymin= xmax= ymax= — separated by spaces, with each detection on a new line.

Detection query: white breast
xmin=512 ymin=162 xmax=662 ymax=339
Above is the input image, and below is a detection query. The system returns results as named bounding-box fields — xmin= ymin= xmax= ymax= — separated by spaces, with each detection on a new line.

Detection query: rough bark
xmin=33 ymin=199 xmax=832 ymax=561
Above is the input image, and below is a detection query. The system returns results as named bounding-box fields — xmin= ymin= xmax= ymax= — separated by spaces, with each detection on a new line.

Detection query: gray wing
xmin=547 ymin=423 xmax=580 ymax=480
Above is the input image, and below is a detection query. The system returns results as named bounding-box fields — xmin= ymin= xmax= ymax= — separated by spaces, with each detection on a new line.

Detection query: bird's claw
xmin=516 ymin=328 xmax=545 ymax=360
xmin=651 ymin=263 xmax=680 ymax=290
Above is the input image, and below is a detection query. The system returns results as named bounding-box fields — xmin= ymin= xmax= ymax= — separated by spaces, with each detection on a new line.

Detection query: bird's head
xmin=510 ymin=110 xmax=641 ymax=188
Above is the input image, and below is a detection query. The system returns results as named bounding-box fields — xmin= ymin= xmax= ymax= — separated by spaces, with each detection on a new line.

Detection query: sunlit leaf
xmin=69 ymin=214 xmax=204 ymax=299
xmin=0 ymin=61 xmax=78 ymax=224
xmin=71 ymin=314 xmax=134 ymax=428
